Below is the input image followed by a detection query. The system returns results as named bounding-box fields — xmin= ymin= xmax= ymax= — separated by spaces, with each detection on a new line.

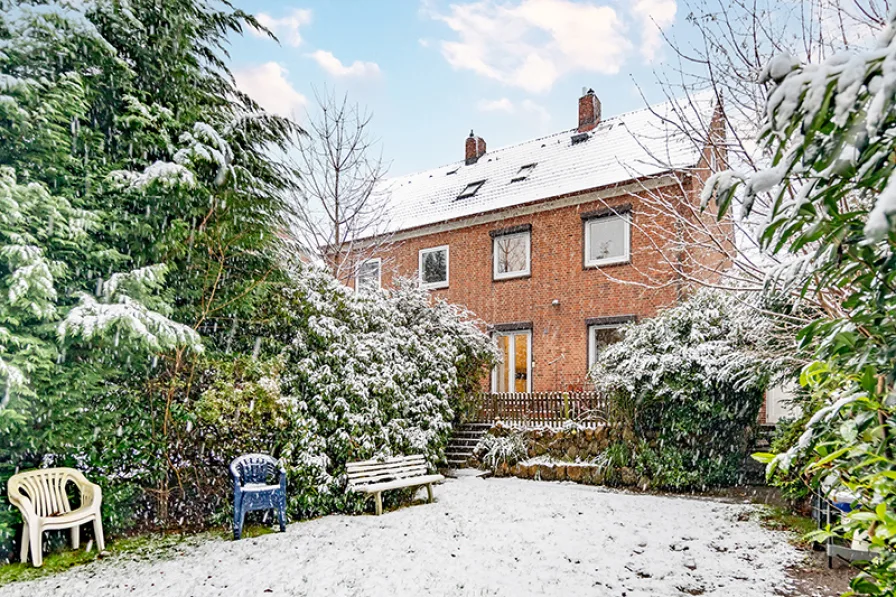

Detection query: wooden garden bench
xmin=346 ymin=455 xmax=444 ymax=515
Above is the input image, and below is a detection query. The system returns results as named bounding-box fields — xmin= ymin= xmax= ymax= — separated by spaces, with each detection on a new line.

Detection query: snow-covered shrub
xmin=475 ymin=433 xmax=528 ymax=470
xmin=591 ymin=288 xmax=790 ymax=489
xmin=161 ymin=355 xmax=324 ymax=528
xmin=270 ymin=266 xmax=495 ymax=516
xmin=705 ymin=10 xmax=896 ymax=592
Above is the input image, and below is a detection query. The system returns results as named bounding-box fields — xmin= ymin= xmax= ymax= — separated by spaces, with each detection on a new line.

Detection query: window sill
xmin=421 ymin=283 xmax=449 ymax=291
xmin=492 ymin=273 xmax=532 ymax=282
xmin=583 ymin=259 xmax=631 ymax=270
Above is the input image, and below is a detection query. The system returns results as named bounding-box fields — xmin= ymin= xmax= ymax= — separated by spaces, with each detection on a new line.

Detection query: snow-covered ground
xmin=0 ymin=477 xmax=801 ymax=597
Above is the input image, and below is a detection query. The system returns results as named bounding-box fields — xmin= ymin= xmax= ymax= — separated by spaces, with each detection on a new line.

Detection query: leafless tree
xmin=286 ymin=90 xmax=391 ymax=280
xmin=585 ymin=0 xmax=888 ymax=328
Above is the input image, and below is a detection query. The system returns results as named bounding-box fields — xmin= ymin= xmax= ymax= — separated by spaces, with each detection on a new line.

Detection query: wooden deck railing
xmin=472 ymin=392 xmax=610 ymax=428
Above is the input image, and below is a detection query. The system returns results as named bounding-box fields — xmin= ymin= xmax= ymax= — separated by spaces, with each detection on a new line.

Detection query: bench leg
xmin=426 ymin=484 xmax=433 ymax=503
xmin=374 ymin=492 xmax=383 ymax=516
xmin=71 ymin=525 xmax=80 ymax=550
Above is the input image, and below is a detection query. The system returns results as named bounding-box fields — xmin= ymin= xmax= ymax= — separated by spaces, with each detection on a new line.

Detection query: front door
xmin=492 ymin=330 xmax=531 ymax=393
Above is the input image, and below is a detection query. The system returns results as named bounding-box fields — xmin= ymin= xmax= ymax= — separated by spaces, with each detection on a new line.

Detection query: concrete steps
xmin=446 ymin=422 xmax=491 ymax=468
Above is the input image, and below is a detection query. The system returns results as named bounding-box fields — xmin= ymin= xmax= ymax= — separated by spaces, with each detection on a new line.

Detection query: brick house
xmin=348 ymin=89 xmax=737 ymax=396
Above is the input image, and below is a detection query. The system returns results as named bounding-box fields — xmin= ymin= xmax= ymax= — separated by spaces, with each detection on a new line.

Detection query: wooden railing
xmin=472 ymin=392 xmax=610 ymax=428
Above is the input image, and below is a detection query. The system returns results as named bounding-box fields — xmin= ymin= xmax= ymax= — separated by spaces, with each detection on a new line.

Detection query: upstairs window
xmin=493 ymin=229 xmax=531 ymax=280
xmin=355 ymin=258 xmax=381 ymax=293
xmin=457 ymin=180 xmax=485 ymax=199
xmin=584 ymin=212 xmax=630 ymax=267
xmin=419 ymin=245 xmax=449 ymax=290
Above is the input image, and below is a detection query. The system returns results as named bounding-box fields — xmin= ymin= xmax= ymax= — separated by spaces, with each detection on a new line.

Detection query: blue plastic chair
xmin=229 ymin=454 xmax=287 ymax=540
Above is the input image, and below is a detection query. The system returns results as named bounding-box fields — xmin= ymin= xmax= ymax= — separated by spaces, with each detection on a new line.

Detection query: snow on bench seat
xmin=346 ymin=455 xmax=444 ymax=515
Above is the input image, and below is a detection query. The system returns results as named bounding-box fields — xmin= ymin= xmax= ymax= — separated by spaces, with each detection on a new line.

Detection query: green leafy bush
xmin=591 ymin=289 xmax=788 ymax=490
xmin=706 ymin=13 xmax=896 ymax=592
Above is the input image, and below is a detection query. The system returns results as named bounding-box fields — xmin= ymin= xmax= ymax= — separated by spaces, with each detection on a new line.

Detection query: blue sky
xmin=228 ymin=0 xmax=687 ymax=176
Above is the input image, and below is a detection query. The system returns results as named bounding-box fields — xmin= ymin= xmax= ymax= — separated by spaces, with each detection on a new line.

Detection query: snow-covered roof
xmin=382 ymin=94 xmax=717 ymax=234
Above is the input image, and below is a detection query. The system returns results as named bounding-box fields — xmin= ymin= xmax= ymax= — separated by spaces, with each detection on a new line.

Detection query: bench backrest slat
xmin=346 ymin=455 xmax=430 ymax=487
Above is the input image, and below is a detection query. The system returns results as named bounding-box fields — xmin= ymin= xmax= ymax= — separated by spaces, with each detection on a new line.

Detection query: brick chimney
xmin=465 ymin=130 xmax=486 ymax=165
xmin=578 ymin=88 xmax=601 ymax=132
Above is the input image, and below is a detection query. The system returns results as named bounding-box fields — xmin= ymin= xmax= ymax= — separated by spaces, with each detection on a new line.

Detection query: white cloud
xmin=476 ymin=97 xmax=551 ymax=125
xmin=477 ymin=98 xmax=515 ymax=112
xmin=429 ymin=0 xmax=632 ymax=93
xmin=418 ymin=38 xmax=431 ymax=48
xmin=309 ymin=50 xmax=381 ymax=78
xmin=251 ymin=8 xmax=312 ymax=47
xmin=233 ymin=62 xmax=307 ymax=118
xmin=632 ymin=0 xmax=676 ymax=61
xmin=428 ymin=0 xmax=677 ymax=91
xmin=520 ymin=99 xmax=551 ymax=125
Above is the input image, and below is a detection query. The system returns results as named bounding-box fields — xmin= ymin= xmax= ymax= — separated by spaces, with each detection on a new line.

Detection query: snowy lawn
xmin=0 ymin=476 xmax=801 ymax=597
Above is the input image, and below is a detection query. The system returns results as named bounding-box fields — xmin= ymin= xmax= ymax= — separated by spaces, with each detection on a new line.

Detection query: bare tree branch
xmin=285 ymin=88 xmax=393 ymax=280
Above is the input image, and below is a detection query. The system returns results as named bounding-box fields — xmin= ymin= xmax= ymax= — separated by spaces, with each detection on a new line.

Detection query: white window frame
xmin=418 ymin=245 xmax=449 ymax=290
xmin=493 ymin=231 xmax=531 ymax=280
xmin=587 ymin=323 xmax=620 ymax=369
xmin=491 ymin=329 xmax=532 ymax=393
xmin=584 ymin=213 xmax=630 ymax=268
xmin=355 ymin=258 xmax=382 ymax=292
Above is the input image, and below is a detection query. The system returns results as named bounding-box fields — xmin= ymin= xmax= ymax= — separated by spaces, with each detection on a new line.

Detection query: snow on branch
xmin=109 ymin=161 xmax=197 ymax=190
xmin=703 ymin=12 xmax=896 ymax=243
xmin=59 ymin=293 xmax=202 ymax=353
xmin=0 ymin=244 xmax=58 ymax=319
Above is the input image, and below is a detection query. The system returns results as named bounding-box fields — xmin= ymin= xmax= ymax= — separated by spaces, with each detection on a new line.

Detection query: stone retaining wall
xmin=493 ymin=461 xmax=643 ymax=487
xmin=490 ymin=423 xmax=611 ymax=460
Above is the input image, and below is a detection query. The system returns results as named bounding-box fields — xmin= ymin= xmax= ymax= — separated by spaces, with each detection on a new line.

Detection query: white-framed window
xmin=492 ymin=329 xmax=532 ymax=393
xmin=584 ymin=213 xmax=630 ymax=268
xmin=587 ymin=324 xmax=625 ymax=368
xmin=419 ymin=245 xmax=449 ymax=290
xmin=493 ymin=231 xmax=531 ymax=280
xmin=355 ymin=258 xmax=381 ymax=293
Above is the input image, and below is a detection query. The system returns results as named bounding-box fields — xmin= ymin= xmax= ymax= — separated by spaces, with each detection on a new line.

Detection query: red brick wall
xmin=351 ymin=183 xmax=699 ymax=392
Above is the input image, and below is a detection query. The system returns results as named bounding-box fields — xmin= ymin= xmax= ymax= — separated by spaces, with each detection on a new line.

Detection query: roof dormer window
xmin=510 ymin=163 xmax=537 ymax=184
xmin=457 ymin=180 xmax=486 ymax=199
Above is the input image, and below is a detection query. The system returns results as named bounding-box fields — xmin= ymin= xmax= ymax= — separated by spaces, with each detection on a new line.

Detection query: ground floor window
xmin=587 ymin=323 xmax=624 ymax=369
xmin=492 ymin=329 xmax=531 ymax=393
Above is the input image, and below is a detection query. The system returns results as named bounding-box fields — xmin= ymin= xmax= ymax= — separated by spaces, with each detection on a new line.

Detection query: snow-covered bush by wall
xmin=474 ymin=433 xmax=528 ymax=471
xmin=590 ymin=288 xmax=793 ymax=488
xmin=272 ymin=265 xmax=496 ymax=516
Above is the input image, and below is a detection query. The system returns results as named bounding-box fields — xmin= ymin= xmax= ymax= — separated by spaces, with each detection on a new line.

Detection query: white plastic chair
xmin=7 ymin=468 xmax=104 ymax=567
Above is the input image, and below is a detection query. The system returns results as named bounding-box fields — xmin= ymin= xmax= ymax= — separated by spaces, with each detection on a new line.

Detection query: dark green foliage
xmin=591 ymin=289 xmax=784 ymax=490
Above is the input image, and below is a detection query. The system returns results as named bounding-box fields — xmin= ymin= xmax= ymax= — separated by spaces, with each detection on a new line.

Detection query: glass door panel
xmin=514 ymin=333 xmax=529 ymax=393
xmin=495 ymin=335 xmax=511 ymax=393
xmin=492 ymin=330 xmax=531 ymax=393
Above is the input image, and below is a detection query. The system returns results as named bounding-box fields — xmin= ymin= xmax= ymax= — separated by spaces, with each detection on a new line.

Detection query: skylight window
xmin=510 ymin=163 xmax=537 ymax=183
xmin=457 ymin=180 xmax=485 ymax=199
